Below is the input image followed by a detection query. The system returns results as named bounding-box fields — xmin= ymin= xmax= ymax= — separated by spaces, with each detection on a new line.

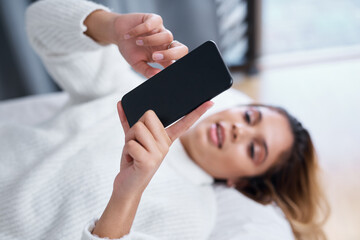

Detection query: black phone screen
xmin=121 ymin=41 xmax=233 ymax=127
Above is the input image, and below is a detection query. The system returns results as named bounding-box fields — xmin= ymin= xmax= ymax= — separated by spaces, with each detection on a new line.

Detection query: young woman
xmin=0 ymin=0 xmax=328 ymax=239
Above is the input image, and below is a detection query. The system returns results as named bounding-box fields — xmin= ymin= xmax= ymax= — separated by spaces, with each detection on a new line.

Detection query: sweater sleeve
xmin=26 ymin=0 xmax=143 ymax=102
xmin=81 ymin=219 xmax=159 ymax=240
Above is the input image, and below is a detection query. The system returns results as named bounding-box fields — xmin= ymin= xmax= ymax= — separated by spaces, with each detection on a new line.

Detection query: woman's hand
xmin=113 ymin=108 xmax=171 ymax=197
xmin=114 ymin=101 xmax=214 ymax=197
xmin=114 ymin=13 xmax=188 ymax=78
xmin=92 ymin=101 xmax=213 ymax=238
xmin=84 ymin=10 xmax=188 ymax=78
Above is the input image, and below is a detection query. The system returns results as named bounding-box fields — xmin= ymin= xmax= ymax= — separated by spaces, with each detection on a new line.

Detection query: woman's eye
xmin=250 ymin=142 xmax=255 ymax=158
xmin=245 ymin=111 xmax=251 ymax=124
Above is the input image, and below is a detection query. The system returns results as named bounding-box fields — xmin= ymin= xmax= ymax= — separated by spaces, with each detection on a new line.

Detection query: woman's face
xmin=180 ymin=106 xmax=293 ymax=181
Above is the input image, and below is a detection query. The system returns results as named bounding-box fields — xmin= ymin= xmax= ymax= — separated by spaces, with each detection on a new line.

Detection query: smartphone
xmin=121 ymin=40 xmax=233 ymax=127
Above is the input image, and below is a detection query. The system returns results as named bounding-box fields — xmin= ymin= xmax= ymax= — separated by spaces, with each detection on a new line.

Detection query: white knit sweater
xmin=0 ymin=0 xmax=294 ymax=239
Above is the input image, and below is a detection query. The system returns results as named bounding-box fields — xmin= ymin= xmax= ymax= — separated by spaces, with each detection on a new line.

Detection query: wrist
xmin=112 ymin=170 xmax=150 ymax=199
xmin=92 ymin=191 xmax=142 ymax=238
xmin=84 ymin=10 xmax=119 ymax=45
xmin=111 ymin=188 xmax=143 ymax=204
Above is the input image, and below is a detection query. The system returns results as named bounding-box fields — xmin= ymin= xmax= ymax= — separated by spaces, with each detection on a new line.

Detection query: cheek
xmin=196 ymin=125 xmax=209 ymax=149
xmin=191 ymin=125 xmax=212 ymax=159
xmin=219 ymin=147 xmax=250 ymax=177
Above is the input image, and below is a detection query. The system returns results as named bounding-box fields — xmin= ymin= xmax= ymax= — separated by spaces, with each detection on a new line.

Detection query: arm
xmin=26 ymin=0 xmax=187 ymax=102
xmin=26 ymin=0 xmax=133 ymax=102
xmin=90 ymin=101 xmax=214 ymax=239
xmin=83 ymin=9 xmax=188 ymax=79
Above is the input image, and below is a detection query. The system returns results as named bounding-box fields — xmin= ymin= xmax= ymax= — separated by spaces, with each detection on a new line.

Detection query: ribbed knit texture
xmin=25 ymin=0 xmax=140 ymax=103
xmin=0 ymin=0 xmax=294 ymax=239
xmin=1 ymin=1 xmax=216 ymax=239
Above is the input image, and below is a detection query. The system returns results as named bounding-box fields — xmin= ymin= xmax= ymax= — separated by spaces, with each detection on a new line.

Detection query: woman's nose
xmin=231 ymin=123 xmax=250 ymax=142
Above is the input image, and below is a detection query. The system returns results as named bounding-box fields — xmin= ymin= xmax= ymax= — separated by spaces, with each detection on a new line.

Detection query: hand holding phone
xmin=121 ymin=41 xmax=233 ymax=127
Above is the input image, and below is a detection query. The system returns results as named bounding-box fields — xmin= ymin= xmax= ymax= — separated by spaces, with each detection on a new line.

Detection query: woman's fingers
xmin=160 ymin=60 xmax=176 ymax=69
xmin=152 ymin=43 xmax=188 ymax=63
xmin=166 ymin=101 xmax=214 ymax=142
xmin=140 ymin=110 xmax=172 ymax=151
xmin=132 ymin=61 xmax=161 ymax=79
xmin=124 ymin=14 xmax=163 ymax=39
xmin=135 ymin=30 xmax=173 ymax=47
xmin=129 ymin=110 xmax=171 ymax=152
xmin=125 ymin=121 xmax=158 ymax=153
xmin=123 ymin=140 xmax=147 ymax=164
xmin=121 ymin=100 xmax=213 ymax=147
xmin=120 ymin=100 xmax=213 ymax=161
xmin=117 ymin=101 xmax=130 ymax=134
xmin=123 ymin=111 xmax=170 ymax=172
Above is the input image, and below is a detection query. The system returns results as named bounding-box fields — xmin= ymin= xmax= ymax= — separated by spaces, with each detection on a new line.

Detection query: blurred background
xmin=1 ymin=0 xmax=359 ymax=239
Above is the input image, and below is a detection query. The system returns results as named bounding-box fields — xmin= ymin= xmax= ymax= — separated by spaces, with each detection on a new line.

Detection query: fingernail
xmin=207 ymin=101 xmax=215 ymax=109
xmin=136 ymin=40 xmax=144 ymax=46
xmin=153 ymin=53 xmax=164 ymax=60
xmin=124 ymin=34 xmax=131 ymax=40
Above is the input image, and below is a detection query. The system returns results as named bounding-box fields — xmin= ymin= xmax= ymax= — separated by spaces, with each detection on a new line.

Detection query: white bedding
xmin=0 ymin=89 xmax=294 ymax=240
xmin=0 ymin=92 xmax=69 ymax=126
xmin=0 ymin=0 xmax=294 ymax=237
xmin=0 ymin=87 xmax=252 ymax=126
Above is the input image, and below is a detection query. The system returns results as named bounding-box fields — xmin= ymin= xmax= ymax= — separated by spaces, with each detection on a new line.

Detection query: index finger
xmin=125 ymin=14 xmax=162 ymax=39
xmin=154 ymin=44 xmax=189 ymax=64
xmin=117 ymin=101 xmax=130 ymax=134
xmin=132 ymin=61 xmax=162 ymax=79
xmin=166 ymin=101 xmax=214 ymax=142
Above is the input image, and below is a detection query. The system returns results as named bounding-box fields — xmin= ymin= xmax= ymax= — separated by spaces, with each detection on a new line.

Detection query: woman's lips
xmin=209 ymin=123 xmax=225 ymax=149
